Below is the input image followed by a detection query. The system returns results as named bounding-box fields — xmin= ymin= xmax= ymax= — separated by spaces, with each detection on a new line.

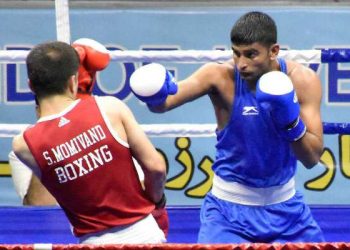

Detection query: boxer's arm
xmin=159 ymin=63 xmax=223 ymax=111
xmin=131 ymin=62 xmax=223 ymax=113
xmin=290 ymin=66 xmax=323 ymax=168
xmin=100 ymin=96 xmax=166 ymax=203
xmin=133 ymin=157 xmax=169 ymax=237
xmin=12 ymin=135 xmax=41 ymax=175
xmin=122 ymin=103 xmax=166 ymax=203
xmin=8 ymin=151 xmax=33 ymax=200
xmin=10 ymin=148 xmax=56 ymax=206
xmin=23 ymin=174 xmax=57 ymax=206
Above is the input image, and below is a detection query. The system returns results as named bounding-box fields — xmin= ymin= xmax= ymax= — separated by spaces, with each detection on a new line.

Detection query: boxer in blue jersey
xmin=130 ymin=11 xmax=324 ymax=243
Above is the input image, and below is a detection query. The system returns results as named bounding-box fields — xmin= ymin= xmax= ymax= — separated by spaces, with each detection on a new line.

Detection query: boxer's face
xmin=232 ymin=42 xmax=274 ymax=84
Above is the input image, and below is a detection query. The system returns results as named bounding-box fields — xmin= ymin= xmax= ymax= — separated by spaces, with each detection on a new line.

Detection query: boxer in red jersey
xmin=12 ymin=41 xmax=167 ymax=244
xmin=10 ymin=38 xmax=169 ymax=238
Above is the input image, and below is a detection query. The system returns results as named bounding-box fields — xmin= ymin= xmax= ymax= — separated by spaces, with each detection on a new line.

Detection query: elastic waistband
xmin=211 ymin=174 xmax=296 ymax=206
xmin=79 ymin=214 xmax=165 ymax=244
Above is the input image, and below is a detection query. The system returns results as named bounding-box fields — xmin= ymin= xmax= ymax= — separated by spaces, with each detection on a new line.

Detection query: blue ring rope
xmin=321 ymin=49 xmax=350 ymax=63
xmin=323 ymin=122 xmax=350 ymax=135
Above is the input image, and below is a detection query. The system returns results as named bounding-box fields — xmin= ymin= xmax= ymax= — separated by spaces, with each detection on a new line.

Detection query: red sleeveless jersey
xmin=23 ymin=96 xmax=155 ymax=236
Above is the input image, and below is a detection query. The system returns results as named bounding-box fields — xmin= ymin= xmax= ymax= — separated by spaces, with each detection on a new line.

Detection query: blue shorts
xmin=197 ymin=191 xmax=324 ymax=243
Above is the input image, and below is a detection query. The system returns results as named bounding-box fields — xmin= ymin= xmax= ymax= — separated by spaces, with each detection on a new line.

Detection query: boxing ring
xmin=1 ymin=0 xmax=350 ymax=247
xmin=1 ymin=47 xmax=350 ymax=248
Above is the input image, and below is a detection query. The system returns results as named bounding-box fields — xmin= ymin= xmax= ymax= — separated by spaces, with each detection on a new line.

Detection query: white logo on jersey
xmin=58 ymin=117 xmax=70 ymax=127
xmin=293 ymin=92 xmax=298 ymax=103
xmin=242 ymin=106 xmax=259 ymax=115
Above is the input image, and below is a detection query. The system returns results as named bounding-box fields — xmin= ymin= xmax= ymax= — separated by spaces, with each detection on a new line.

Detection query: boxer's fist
xmin=130 ymin=63 xmax=177 ymax=106
xmin=152 ymin=207 xmax=169 ymax=237
xmin=152 ymin=194 xmax=169 ymax=237
xmin=256 ymin=71 xmax=306 ymax=141
xmin=72 ymin=38 xmax=110 ymax=98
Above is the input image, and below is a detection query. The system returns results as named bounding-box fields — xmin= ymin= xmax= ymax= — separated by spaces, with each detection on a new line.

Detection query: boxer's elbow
xmin=144 ymin=154 xmax=166 ymax=183
xmin=302 ymin=158 xmax=319 ymax=169
xmin=23 ymin=193 xmax=57 ymax=206
xmin=148 ymin=101 xmax=173 ymax=113
xmin=148 ymin=105 xmax=167 ymax=113
xmin=143 ymin=159 xmax=166 ymax=203
xmin=153 ymin=155 xmax=167 ymax=180
xmin=149 ymin=98 xmax=182 ymax=113
xmin=301 ymin=148 xmax=323 ymax=169
xmin=295 ymin=132 xmax=323 ymax=169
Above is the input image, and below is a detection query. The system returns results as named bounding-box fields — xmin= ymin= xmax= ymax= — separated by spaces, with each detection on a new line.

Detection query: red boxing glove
xmin=152 ymin=207 xmax=169 ymax=237
xmin=72 ymin=38 xmax=110 ymax=99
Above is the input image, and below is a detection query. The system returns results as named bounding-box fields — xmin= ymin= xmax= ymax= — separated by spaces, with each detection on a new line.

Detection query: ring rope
xmin=0 ymin=49 xmax=349 ymax=137
xmin=55 ymin=0 xmax=71 ymax=44
xmin=0 ymin=123 xmax=349 ymax=138
xmin=1 ymin=48 xmax=350 ymax=63
xmin=323 ymin=122 xmax=350 ymax=135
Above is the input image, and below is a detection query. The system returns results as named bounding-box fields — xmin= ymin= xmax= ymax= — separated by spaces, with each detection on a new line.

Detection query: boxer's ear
xmin=269 ymin=43 xmax=280 ymax=60
xmin=28 ymin=79 xmax=34 ymax=92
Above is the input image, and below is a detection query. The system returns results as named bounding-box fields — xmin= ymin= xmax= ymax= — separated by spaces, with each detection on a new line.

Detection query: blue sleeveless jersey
xmin=212 ymin=58 xmax=296 ymax=187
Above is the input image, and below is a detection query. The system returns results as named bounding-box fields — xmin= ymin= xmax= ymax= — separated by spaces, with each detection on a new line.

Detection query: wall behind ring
xmin=0 ymin=6 xmax=349 ymax=206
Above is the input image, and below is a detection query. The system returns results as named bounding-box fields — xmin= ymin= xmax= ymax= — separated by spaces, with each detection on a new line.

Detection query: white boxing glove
xmin=130 ymin=63 xmax=177 ymax=106
xmin=256 ymin=71 xmax=306 ymax=141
